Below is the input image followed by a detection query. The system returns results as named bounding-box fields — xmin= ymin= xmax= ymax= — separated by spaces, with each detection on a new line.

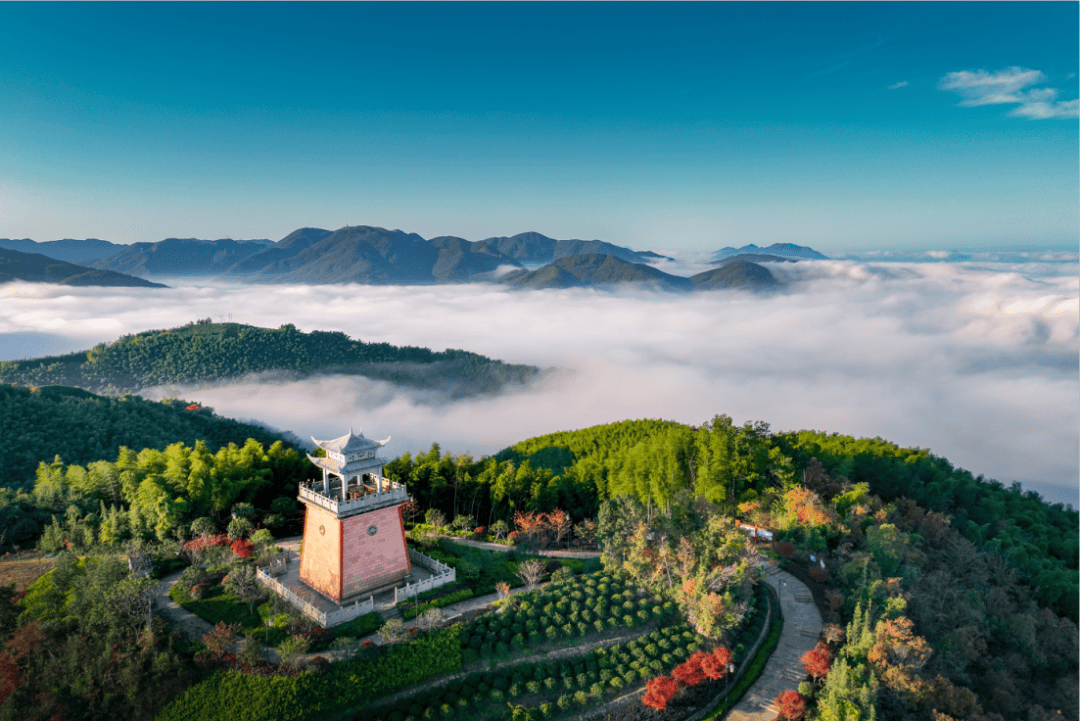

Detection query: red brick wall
xmin=341 ymin=505 xmax=410 ymax=599
xmin=299 ymin=503 xmax=342 ymax=601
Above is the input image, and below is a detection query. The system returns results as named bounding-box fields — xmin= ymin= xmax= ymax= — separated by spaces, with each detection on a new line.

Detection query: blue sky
xmin=0 ymin=2 xmax=1076 ymax=252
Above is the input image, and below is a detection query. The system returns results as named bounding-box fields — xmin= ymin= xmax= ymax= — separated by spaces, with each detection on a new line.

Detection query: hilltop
xmin=504 ymin=253 xmax=780 ymax=292
xmin=711 ymin=242 xmax=829 ymax=263
xmin=0 ymin=321 xmax=542 ymax=398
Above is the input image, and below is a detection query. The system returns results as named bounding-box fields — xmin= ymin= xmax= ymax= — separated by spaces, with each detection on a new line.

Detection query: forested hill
xmin=0 ymin=321 xmax=542 ymax=398
xmin=0 ymin=384 xmax=286 ymax=490
xmin=396 ymin=416 xmax=1078 ymax=718
xmin=481 ymin=417 xmax=1078 ymax=620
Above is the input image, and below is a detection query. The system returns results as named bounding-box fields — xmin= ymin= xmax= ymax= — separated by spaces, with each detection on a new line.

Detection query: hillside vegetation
xmin=393 ymin=417 xmax=1078 ymax=721
xmin=0 ymin=321 xmax=541 ymax=397
xmin=0 ymin=384 xmax=286 ymax=491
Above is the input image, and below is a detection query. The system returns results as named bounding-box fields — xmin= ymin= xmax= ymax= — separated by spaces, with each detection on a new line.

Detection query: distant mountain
xmin=232 ymin=225 xmax=521 ymax=284
xmin=0 ymin=321 xmax=542 ymax=399
xmin=0 ymin=237 xmax=124 ymax=264
xmin=479 ymin=232 xmax=668 ymax=265
xmin=478 ymin=232 xmax=558 ymax=264
xmin=711 ymin=242 xmax=828 ymax=262
xmin=92 ymin=238 xmax=273 ymax=276
xmin=224 ymin=227 xmax=334 ymax=275
xmin=429 ymin=236 xmax=522 ymax=282
xmin=0 ymin=248 xmax=167 ymax=288
xmin=689 ymin=259 xmax=779 ymax=290
xmin=504 ymin=254 xmax=692 ymax=291
xmin=713 ymin=253 xmax=797 ymax=265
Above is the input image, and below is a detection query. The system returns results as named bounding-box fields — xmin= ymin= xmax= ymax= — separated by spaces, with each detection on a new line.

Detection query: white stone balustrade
xmin=256 ymin=567 xmax=374 ymax=628
xmin=298 ymin=480 xmax=407 ymax=517
xmin=394 ymin=549 xmax=457 ymax=603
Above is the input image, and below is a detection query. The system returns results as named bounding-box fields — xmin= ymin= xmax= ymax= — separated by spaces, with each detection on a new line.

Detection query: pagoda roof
xmin=307 ymin=453 xmax=385 ymax=476
xmin=311 ymin=426 xmax=390 ymax=455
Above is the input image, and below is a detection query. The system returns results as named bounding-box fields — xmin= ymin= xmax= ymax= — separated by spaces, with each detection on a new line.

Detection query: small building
xmin=299 ymin=427 xmax=412 ymax=602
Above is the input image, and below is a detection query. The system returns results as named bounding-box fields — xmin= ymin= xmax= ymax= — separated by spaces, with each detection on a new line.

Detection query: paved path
xmin=724 ymin=564 xmax=822 ymax=721
xmin=153 ymin=569 xmax=216 ymax=643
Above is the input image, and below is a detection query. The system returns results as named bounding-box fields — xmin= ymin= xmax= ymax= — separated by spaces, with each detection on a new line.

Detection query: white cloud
xmin=939 ymin=66 xmax=1080 ymax=119
xmin=1 ymin=261 xmax=1077 ymax=502
xmin=887 ymin=81 xmax=909 ymax=90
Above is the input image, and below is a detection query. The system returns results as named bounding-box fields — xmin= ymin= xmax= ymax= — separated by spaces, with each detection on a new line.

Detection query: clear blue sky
xmin=0 ymin=2 xmax=1076 ymax=252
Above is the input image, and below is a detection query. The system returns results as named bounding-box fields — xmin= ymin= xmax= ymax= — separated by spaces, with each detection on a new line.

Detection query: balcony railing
xmin=299 ymin=480 xmax=407 ymax=516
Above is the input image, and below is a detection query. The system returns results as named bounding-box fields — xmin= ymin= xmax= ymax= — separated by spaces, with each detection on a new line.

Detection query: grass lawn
xmin=169 ymin=580 xmax=382 ymax=645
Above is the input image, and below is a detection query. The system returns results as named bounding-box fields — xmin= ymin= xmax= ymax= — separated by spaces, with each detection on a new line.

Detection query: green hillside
xmin=0 ymin=321 xmax=541 ymax=397
xmin=0 ymin=384 xmax=287 ymax=491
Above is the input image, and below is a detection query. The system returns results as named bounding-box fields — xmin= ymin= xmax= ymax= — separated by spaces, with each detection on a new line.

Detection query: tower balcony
xmin=299 ymin=478 xmax=408 ymax=518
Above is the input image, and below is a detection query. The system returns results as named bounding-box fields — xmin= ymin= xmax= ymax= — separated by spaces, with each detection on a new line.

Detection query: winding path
xmin=723 ymin=564 xmax=822 ymax=720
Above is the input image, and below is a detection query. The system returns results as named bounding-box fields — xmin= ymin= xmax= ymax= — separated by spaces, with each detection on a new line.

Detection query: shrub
xmin=775 ymin=690 xmax=807 ymax=720
xmin=642 ymin=676 xmax=678 ymax=711
xmin=227 ymin=517 xmax=253 ymax=541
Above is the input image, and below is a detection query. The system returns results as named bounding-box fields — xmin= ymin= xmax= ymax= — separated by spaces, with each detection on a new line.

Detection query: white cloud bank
xmin=939 ymin=66 xmax=1080 ymax=119
xmin=1 ymin=258 xmax=1077 ymax=505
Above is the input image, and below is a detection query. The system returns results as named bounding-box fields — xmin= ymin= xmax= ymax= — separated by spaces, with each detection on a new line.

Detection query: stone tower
xmin=298 ymin=427 xmax=411 ymax=601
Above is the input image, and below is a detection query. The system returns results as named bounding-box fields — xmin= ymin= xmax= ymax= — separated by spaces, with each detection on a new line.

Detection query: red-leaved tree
xmin=801 ymin=641 xmax=833 ymax=681
xmin=775 ymin=690 xmax=807 ymax=720
xmin=231 ymin=539 xmax=253 ymax=559
xmin=672 ymin=651 xmax=710 ymax=687
xmin=701 ymin=646 xmax=733 ymax=680
xmin=642 ymin=675 xmax=679 ymax=711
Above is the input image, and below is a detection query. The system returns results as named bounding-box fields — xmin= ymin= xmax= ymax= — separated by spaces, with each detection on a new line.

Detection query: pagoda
xmin=298 ymin=426 xmax=411 ymax=602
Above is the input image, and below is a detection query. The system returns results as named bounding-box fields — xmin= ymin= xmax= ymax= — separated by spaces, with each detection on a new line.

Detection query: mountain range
xmin=0 ymin=227 xmax=828 ymax=292
xmin=0 ymin=248 xmax=166 ymax=288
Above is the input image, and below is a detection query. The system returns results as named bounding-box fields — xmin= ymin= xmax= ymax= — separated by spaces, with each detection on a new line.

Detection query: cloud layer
xmin=2 ymin=259 xmax=1077 ymax=505
xmin=939 ymin=66 xmax=1080 ymax=119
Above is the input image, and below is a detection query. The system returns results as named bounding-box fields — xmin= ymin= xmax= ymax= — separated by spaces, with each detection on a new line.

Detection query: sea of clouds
xmin=2 ymin=256 xmax=1077 ymax=506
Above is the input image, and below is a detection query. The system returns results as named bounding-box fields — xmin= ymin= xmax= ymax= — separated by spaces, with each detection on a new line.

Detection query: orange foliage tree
xmin=700 ymin=646 xmax=732 ymax=680
xmin=801 ymin=641 xmax=833 ymax=681
xmin=775 ymin=690 xmax=807 ymax=720
xmin=642 ymin=675 xmax=679 ymax=711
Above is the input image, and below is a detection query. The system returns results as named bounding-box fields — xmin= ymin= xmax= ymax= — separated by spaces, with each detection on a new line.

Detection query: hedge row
xmin=156 ymin=626 xmax=462 ymax=721
xmin=402 ymin=588 xmax=476 ymax=620
xmin=460 ymin=573 xmax=675 ymax=660
xmin=363 ymin=623 xmax=700 ymax=721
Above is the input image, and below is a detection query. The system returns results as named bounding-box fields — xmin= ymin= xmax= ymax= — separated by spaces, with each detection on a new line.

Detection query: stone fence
xmin=394 ymin=549 xmax=457 ymax=603
xmin=256 ymin=567 xmax=374 ymax=628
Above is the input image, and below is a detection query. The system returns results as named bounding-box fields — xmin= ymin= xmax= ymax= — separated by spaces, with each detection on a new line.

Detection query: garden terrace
xmin=358 ymin=624 xmax=704 ymax=721
xmin=459 ymin=572 xmax=677 ymax=664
